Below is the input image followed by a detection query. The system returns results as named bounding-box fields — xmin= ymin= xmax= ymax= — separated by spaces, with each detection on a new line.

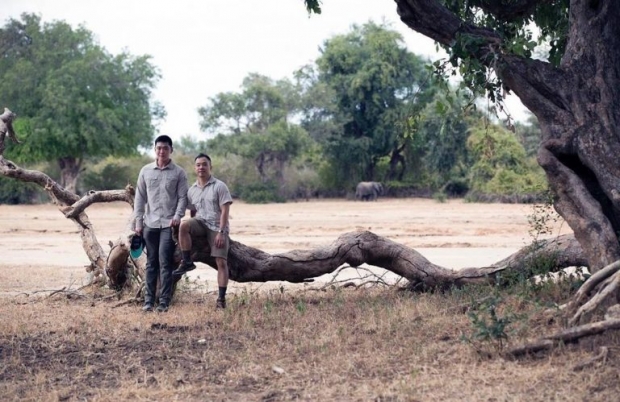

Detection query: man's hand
xmin=170 ymin=218 xmax=181 ymax=227
xmin=215 ymin=232 xmax=225 ymax=248
xmin=135 ymin=227 xmax=142 ymax=236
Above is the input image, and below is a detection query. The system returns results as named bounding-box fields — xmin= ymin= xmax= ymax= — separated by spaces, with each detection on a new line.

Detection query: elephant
xmin=355 ymin=181 xmax=383 ymax=201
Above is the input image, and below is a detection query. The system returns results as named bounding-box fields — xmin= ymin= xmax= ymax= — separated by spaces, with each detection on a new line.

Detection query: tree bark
xmin=188 ymin=231 xmax=585 ymax=289
xmin=58 ymin=156 xmax=82 ymax=194
xmin=395 ymin=0 xmax=620 ymax=274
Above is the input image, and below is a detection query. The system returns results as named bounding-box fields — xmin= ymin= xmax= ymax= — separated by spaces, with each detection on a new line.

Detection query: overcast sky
xmin=4 ymin=0 xmax=527 ymax=143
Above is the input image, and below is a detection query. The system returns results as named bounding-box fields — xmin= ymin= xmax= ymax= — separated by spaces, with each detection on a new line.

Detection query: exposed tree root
xmin=568 ymin=261 xmax=620 ymax=325
xmin=572 ymin=346 xmax=609 ymax=371
xmin=507 ymin=318 xmax=620 ymax=358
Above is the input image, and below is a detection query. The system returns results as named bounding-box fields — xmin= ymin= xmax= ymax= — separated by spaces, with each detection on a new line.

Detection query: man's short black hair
xmin=195 ymin=153 xmax=212 ymax=163
xmin=154 ymin=135 xmax=173 ymax=147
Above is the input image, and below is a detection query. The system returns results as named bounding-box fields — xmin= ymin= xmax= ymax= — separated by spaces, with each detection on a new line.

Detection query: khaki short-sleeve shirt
xmin=187 ymin=176 xmax=233 ymax=232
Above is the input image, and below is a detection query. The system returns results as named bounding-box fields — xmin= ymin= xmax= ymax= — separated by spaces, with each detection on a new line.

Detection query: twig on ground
xmin=572 ymin=346 xmax=609 ymax=371
xmin=112 ymin=298 xmax=140 ymax=309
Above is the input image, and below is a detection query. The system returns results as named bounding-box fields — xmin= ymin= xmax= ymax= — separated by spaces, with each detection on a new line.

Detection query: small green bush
xmin=79 ymin=155 xmax=150 ymax=192
xmin=0 ymin=176 xmax=45 ymax=204
xmin=239 ymin=181 xmax=286 ymax=204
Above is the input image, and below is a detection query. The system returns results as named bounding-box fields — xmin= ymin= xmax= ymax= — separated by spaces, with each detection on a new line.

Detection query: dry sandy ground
xmin=0 ymin=198 xmax=571 ymax=296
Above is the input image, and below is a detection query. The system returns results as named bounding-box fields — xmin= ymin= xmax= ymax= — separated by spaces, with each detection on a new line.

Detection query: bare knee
xmin=179 ymin=220 xmax=190 ymax=234
xmin=216 ymin=258 xmax=228 ymax=270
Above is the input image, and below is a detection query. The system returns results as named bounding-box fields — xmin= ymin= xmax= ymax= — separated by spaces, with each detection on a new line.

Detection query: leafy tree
xmin=295 ymin=64 xmax=341 ymax=145
xmin=198 ymin=73 xmax=314 ymax=194
xmin=467 ymin=124 xmax=546 ymax=196
xmin=174 ymin=135 xmax=208 ymax=156
xmin=198 ymin=73 xmax=300 ymax=136
xmin=310 ymin=21 xmax=436 ymax=184
xmin=411 ymin=91 xmax=474 ymax=188
xmin=0 ymin=13 xmax=163 ymax=193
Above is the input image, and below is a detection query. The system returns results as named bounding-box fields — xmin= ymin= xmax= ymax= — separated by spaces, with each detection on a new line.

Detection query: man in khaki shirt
xmin=134 ymin=135 xmax=188 ymax=312
xmin=173 ymin=153 xmax=233 ymax=309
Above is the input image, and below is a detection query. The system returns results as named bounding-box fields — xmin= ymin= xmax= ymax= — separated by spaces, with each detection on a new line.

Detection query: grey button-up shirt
xmin=134 ymin=160 xmax=188 ymax=230
xmin=187 ymin=176 xmax=233 ymax=232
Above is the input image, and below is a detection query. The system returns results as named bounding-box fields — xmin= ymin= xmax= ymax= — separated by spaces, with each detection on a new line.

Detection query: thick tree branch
xmin=0 ymin=108 xmax=20 ymax=157
xmin=567 ymin=260 xmax=620 ymax=318
xmin=0 ymin=158 xmax=79 ymax=205
xmin=394 ymin=0 xmax=568 ymax=124
xmin=62 ymin=185 xmax=136 ymax=219
xmin=395 ymin=0 xmax=500 ymax=49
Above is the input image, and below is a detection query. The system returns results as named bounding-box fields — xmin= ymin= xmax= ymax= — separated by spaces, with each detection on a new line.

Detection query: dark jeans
xmin=143 ymin=226 xmax=175 ymax=306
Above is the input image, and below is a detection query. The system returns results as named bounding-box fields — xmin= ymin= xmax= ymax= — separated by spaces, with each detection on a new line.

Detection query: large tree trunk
xmin=395 ymin=0 xmax=620 ymax=274
xmin=58 ymin=156 xmax=82 ymax=194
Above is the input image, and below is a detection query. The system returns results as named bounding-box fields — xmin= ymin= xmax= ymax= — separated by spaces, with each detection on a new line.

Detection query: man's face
xmin=154 ymin=141 xmax=172 ymax=163
xmin=194 ymin=157 xmax=211 ymax=178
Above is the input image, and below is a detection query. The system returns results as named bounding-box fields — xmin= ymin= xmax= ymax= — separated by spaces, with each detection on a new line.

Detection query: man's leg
xmin=142 ymin=226 xmax=160 ymax=311
xmin=157 ymin=227 xmax=175 ymax=311
xmin=215 ymin=257 xmax=229 ymax=309
xmin=173 ymin=220 xmax=196 ymax=276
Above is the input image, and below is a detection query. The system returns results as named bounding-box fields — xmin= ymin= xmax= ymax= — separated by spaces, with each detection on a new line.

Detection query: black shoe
xmin=173 ymin=260 xmax=196 ymax=277
xmin=156 ymin=304 xmax=169 ymax=313
xmin=216 ymin=298 xmax=226 ymax=309
xmin=142 ymin=303 xmax=154 ymax=312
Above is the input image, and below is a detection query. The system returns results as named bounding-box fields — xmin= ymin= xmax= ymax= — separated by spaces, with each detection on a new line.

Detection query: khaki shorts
xmin=187 ymin=218 xmax=229 ymax=259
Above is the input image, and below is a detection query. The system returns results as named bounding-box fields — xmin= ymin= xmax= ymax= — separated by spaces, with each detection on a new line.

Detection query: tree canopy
xmin=0 ymin=13 xmax=163 ymax=193
xmin=311 ymin=21 xmax=435 ymax=182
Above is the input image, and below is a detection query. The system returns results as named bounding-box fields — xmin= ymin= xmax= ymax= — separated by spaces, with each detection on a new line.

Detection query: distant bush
xmin=280 ymin=165 xmax=321 ymax=200
xmin=239 ymin=181 xmax=285 ymax=204
xmin=442 ymin=178 xmax=470 ymax=197
xmin=79 ymin=155 xmax=150 ymax=192
xmin=0 ymin=176 xmax=45 ymax=204
xmin=382 ymin=181 xmax=432 ymax=198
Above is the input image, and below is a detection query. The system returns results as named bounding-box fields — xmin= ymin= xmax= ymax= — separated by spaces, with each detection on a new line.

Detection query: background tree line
xmin=0 ymin=15 xmax=545 ymax=204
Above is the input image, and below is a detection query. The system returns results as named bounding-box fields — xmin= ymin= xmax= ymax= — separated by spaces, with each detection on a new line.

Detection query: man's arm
xmin=172 ymin=169 xmax=189 ymax=226
xmin=214 ymin=201 xmax=230 ymax=249
xmin=133 ymin=169 xmax=147 ymax=233
xmin=219 ymin=202 xmax=231 ymax=233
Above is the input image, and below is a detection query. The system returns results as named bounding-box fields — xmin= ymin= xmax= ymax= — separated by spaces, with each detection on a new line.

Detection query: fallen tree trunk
xmin=190 ymin=231 xmax=586 ymax=290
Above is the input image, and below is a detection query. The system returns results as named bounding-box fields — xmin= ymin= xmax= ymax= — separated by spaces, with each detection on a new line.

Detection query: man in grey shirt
xmin=173 ymin=153 xmax=233 ymax=309
xmin=134 ymin=135 xmax=188 ymax=312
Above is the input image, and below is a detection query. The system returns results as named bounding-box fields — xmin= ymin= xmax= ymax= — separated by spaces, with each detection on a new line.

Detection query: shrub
xmin=0 ymin=176 xmax=45 ymax=204
xmin=79 ymin=155 xmax=150 ymax=192
xmin=239 ymin=181 xmax=285 ymax=204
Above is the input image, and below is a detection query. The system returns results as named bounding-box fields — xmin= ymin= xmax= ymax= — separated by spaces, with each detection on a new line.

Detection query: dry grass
xmin=2 ymin=282 xmax=620 ymax=402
